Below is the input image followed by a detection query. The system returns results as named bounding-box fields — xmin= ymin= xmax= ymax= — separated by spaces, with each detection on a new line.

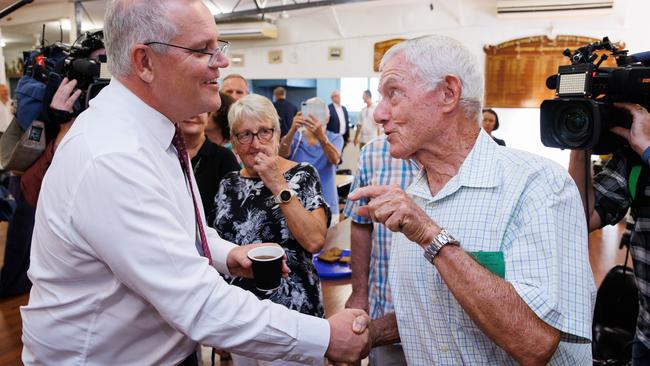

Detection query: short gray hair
xmin=228 ymin=94 xmax=281 ymax=136
xmin=381 ymin=35 xmax=484 ymax=121
xmin=104 ymin=0 xmax=179 ymax=78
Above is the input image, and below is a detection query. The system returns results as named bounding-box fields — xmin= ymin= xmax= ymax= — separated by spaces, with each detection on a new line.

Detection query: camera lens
xmin=554 ymin=105 xmax=592 ymax=148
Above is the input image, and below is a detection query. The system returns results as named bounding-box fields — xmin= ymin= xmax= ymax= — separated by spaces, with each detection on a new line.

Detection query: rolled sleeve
xmin=503 ymin=169 xmax=595 ymax=342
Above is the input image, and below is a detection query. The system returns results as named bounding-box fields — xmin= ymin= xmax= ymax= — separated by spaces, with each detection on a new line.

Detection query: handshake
xmin=325 ymin=308 xmax=373 ymax=363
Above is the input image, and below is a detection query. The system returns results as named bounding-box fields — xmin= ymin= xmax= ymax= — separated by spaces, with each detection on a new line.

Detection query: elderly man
xmin=221 ymin=73 xmax=249 ymax=100
xmin=20 ymin=1 xmax=369 ymax=365
xmin=349 ymin=35 xmax=595 ymax=365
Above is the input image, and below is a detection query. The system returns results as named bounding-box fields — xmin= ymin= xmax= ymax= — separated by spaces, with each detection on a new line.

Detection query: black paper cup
xmin=247 ymin=246 xmax=284 ymax=292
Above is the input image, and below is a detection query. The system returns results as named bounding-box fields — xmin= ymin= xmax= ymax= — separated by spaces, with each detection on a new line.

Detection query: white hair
xmin=104 ymin=0 xmax=179 ymax=78
xmin=380 ymin=35 xmax=484 ymax=122
xmin=228 ymin=94 xmax=281 ymax=136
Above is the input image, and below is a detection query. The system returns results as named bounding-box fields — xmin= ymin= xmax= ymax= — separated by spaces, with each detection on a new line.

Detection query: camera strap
xmin=629 ymin=163 xmax=650 ymax=217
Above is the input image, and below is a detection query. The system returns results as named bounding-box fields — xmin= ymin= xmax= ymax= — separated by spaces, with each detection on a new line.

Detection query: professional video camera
xmin=0 ymin=29 xmax=108 ymax=172
xmin=540 ymin=37 xmax=650 ymax=154
xmin=51 ymin=30 xmax=109 ymax=114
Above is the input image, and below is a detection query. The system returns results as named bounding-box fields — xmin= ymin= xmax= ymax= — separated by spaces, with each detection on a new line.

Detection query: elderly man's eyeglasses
xmin=143 ymin=40 xmax=231 ymax=67
xmin=235 ymin=128 xmax=275 ymax=144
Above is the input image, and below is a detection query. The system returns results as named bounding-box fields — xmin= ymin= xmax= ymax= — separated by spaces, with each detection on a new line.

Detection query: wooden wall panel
xmin=484 ymin=35 xmax=622 ymax=108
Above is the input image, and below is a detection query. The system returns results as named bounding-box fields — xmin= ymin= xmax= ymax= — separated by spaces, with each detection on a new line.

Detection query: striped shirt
xmin=390 ymin=130 xmax=595 ymax=365
xmin=343 ymin=137 xmax=420 ymax=319
xmin=593 ymin=148 xmax=650 ymax=348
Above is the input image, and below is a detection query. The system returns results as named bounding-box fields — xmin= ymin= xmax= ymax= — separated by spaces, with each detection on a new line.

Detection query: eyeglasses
xmin=143 ymin=40 xmax=231 ymax=67
xmin=234 ymin=127 xmax=275 ymax=144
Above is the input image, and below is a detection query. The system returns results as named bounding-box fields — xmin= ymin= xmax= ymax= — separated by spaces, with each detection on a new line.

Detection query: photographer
xmin=568 ymin=102 xmax=650 ymax=365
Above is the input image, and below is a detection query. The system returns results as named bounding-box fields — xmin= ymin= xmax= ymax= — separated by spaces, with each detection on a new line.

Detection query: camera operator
xmin=0 ymin=40 xmax=105 ymax=298
xmin=568 ymin=102 xmax=650 ymax=365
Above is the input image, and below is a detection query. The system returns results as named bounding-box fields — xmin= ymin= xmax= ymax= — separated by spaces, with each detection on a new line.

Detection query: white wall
xmin=227 ymin=0 xmax=650 ymax=79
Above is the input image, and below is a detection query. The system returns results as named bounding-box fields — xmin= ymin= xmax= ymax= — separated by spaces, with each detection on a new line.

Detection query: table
xmin=321 ymin=219 xmax=352 ymax=317
xmin=336 ymin=174 xmax=354 ymax=188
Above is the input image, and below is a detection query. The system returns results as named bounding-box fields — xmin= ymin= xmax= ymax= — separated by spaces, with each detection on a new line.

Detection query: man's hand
xmin=325 ymin=309 xmax=371 ymax=363
xmin=50 ymin=77 xmax=82 ymax=113
xmin=611 ymin=102 xmax=650 ymax=157
xmin=226 ymin=243 xmax=290 ymax=278
xmin=348 ymin=185 xmax=440 ymax=248
xmin=253 ymin=144 xmax=288 ymax=195
xmin=344 ymin=291 xmax=369 ymax=313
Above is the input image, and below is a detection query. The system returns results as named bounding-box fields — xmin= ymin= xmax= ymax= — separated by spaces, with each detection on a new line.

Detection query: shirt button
xmin=441 ymin=344 xmax=449 ymax=353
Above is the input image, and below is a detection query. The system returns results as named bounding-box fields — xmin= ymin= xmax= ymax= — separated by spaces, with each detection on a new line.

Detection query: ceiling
xmin=0 ymin=0 xmax=376 ymax=49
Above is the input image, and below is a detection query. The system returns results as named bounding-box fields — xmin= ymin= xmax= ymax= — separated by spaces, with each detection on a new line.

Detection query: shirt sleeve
xmin=593 ymin=150 xmax=633 ymax=226
xmin=502 ymin=164 xmax=595 ymax=343
xmin=71 ymin=152 xmax=330 ymax=364
xmin=343 ymin=145 xmax=372 ymax=224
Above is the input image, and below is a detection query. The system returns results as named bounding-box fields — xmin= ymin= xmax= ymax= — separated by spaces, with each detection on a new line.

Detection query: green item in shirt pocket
xmin=468 ymin=251 xmax=505 ymax=278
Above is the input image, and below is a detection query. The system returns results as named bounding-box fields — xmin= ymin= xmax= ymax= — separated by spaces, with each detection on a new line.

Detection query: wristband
xmin=643 ymin=145 xmax=650 ymax=164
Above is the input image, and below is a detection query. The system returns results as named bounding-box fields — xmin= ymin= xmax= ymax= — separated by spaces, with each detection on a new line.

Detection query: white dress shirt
xmin=357 ymin=104 xmax=381 ymax=144
xmin=333 ymin=104 xmax=346 ymax=135
xmin=21 ymin=79 xmax=330 ymax=365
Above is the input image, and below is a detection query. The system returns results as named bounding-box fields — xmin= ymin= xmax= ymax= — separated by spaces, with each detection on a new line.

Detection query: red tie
xmin=172 ymin=124 xmax=213 ymax=265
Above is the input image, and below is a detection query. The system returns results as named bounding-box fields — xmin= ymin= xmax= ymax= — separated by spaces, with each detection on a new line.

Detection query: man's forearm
xmin=349 ymin=223 xmax=372 ymax=297
xmin=568 ymin=150 xmax=601 ymax=231
xmin=435 ymin=245 xmax=561 ymax=365
xmin=369 ymin=313 xmax=400 ymax=347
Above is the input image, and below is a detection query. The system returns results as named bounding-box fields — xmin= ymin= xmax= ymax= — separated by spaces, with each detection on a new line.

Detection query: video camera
xmin=0 ymin=30 xmax=108 ymax=172
xmin=540 ymin=37 xmax=650 ymax=154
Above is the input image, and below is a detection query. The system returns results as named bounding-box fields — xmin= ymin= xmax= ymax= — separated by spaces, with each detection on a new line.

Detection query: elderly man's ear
xmin=438 ymin=75 xmax=462 ymax=113
xmin=130 ymin=45 xmax=155 ymax=83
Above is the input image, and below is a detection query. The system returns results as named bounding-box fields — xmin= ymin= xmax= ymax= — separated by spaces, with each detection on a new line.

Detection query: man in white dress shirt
xmin=20 ymin=1 xmax=369 ymax=365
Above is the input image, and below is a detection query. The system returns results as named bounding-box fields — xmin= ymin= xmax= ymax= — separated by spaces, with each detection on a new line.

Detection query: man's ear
xmin=439 ymin=75 xmax=462 ymax=113
xmin=130 ymin=45 xmax=155 ymax=83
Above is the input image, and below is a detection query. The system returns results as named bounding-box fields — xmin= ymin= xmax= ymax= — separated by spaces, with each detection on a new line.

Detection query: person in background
xmin=0 ymin=84 xmax=12 ymax=135
xmin=343 ymin=136 xmax=418 ymax=366
xmin=206 ymin=91 xmax=235 ymax=148
xmin=353 ymin=90 xmax=382 ymax=149
xmin=349 ymin=34 xmax=593 ymax=365
xmin=280 ymin=98 xmax=343 ymax=226
xmin=482 ymin=108 xmax=506 ymax=146
xmin=273 ymin=86 xmax=298 ymax=137
xmin=179 ymin=112 xmax=239 ymax=223
xmin=214 ymin=94 xmax=330 ymax=366
xmin=221 ymin=73 xmax=249 ymax=101
xmin=327 ymin=90 xmax=351 ymax=149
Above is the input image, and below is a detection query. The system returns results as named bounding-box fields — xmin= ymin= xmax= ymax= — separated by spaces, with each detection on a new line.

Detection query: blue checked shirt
xmin=343 ymin=137 xmax=420 ymax=319
xmin=389 ymin=131 xmax=595 ymax=365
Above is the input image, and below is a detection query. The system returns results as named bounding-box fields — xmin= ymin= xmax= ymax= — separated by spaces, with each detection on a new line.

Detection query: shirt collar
xmin=107 ymin=79 xmax=176 ymax=151
xmin=408 ymin=129 xmax=501 ymax=201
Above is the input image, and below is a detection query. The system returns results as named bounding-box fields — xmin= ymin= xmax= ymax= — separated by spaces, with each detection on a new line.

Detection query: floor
xmin=0 ymin=218 xmax=628 ymax=365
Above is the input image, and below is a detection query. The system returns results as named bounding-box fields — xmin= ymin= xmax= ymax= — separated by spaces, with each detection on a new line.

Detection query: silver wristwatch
xmin=423 ymin=228 xmax=460 ymax=264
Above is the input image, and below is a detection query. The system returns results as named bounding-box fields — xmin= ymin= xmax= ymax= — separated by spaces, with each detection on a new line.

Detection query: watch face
xmin=280 ymin=190 xmax=292 ymax=202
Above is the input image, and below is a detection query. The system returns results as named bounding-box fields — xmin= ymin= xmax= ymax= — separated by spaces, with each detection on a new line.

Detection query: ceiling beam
xmin=214 ymin=0 xmax=376 ymax=22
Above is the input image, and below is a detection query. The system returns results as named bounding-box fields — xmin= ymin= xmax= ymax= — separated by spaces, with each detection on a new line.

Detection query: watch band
xmin=423 ymin=228 xmax=460 ymax=264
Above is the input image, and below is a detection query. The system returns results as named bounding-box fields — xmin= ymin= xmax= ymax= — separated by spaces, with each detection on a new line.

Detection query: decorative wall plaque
xmin=373 ymin=38 xmax=404 ymax=72
xmin=268 ymin=50 xmax=282 ymax=64
xmin=329 ymin=47 xmax=343 ymax=60
xmin=484 ymin=35 xmax=623 ymax=108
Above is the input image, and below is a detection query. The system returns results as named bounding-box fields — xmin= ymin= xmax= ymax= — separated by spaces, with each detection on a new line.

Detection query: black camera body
xmin=540 ymin=37 xmax=650 ymax=154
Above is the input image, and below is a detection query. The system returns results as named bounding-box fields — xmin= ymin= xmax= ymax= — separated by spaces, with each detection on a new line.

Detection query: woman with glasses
xmin=279 ymin=98 xmax=344 ymax=226
xmin=213 ymin=94 xmax=329 ymax=366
